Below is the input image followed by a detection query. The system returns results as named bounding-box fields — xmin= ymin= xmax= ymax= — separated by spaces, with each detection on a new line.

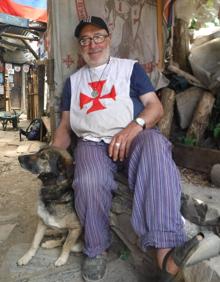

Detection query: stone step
xmin=0 ymin=243 xmax=149 ymax=282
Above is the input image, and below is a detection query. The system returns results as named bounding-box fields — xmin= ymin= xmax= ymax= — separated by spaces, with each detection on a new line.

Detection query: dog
xmin=17 ymin=146 xmax=83 ymax=267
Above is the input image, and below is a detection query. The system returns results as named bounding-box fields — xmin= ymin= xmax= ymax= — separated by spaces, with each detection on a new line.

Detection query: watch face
xmin=135 ymin=117 xmax=145 ymax=127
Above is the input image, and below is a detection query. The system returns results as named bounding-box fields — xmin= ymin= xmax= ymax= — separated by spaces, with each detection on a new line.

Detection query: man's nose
xmin=89 ymin=38 xmax=96 ymax=47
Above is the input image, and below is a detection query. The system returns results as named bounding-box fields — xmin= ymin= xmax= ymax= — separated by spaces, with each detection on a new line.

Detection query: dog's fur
xmin=17 ymin=146 xmax=82 ymax=267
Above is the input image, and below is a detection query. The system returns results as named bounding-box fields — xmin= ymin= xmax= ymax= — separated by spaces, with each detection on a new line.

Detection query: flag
xmin=163 ymin=0 xmax=174 ymax=28
xmin=0 ymin=0 xmax=47 ymax=23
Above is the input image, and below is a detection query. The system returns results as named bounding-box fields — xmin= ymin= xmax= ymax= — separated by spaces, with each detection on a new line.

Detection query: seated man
xmin=53 ymin=16 xmax=205 ymax=282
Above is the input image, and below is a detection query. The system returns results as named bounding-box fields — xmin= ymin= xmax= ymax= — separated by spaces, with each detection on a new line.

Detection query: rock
xmin=183 ymin=256 xmax=220 ymax=282
xmin=189 ymin=38 xmax=220 ymax=93
xmin=0 ymin=243 xmax=148 ymax=282
xmin=176 ymin=87 xmax=204 ymax=129
xmin=210 ymin=164 xmax=220 ymax=188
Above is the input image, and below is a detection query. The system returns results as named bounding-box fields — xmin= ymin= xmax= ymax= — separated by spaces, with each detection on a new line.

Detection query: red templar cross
xmin=80 ymin=80 xmax=116 ymax=114
xmin=63 ymin=54 xmax=74 ymax=68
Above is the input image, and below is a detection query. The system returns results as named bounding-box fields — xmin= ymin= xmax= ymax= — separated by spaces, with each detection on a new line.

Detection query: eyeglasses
xmin=79 ymin=34 xmax=109 ymax=47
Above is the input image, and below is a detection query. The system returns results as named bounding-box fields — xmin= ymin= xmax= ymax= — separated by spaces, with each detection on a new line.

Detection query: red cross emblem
xmin=80 ymin=80 xmax=116 ymax=114
xmin=63 ymin=54 xmax=74 ymax=68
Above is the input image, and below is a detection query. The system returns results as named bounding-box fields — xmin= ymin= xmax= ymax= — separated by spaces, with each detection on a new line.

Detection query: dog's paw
xmin=54 ymin=255 xmax=68 ymax=267
xmin=41 ymin=239 xmax=62 ymax=249
xmin=17 ymin=254 xmax=32 ymax=266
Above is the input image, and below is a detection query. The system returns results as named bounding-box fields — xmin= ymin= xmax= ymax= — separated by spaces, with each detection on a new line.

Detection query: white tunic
xmin=70 ymin=57 xmax=136 ymax=143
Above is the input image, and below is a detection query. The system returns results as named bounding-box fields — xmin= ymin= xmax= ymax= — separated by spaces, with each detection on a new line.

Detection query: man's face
xmin=78 ymin=24 xmax=111 ymax=67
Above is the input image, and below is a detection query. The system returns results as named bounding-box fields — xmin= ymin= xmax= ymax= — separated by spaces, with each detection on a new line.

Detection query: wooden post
xmin=32 ymin=72 xmax=39 ymax=119
xmin=158 ymin=88 xmax=175 ymax=138
xmin=47 ymin=0 xmax=56 ymax=140
xmin=157 ymin=0 xmax=164 ymax=70
xmin=187 ymin=91 xmax=215 ymax=143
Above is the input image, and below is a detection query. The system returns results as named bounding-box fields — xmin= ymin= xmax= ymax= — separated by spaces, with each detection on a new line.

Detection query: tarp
xmin=163 ymin=0 xmax=175 ymax=28
xmin=0 ymin=0 xmax=47 ymax=23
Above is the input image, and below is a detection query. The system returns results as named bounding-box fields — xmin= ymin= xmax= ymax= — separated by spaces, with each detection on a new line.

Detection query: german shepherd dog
xmin=17 ymin=146 xmax=82 ymax=267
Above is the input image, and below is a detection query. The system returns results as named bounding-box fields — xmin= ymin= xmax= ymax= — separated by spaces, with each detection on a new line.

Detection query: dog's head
xmin=18 ymin=146 xmax=74 ymax=185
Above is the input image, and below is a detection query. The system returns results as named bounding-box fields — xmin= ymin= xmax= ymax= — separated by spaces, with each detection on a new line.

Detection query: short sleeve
xmin=130 ymin=63 xmax=155 ymax=96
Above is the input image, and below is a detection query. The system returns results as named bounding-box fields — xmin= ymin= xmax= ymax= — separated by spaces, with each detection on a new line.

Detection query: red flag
xmin=0 ymin=0 xmax=47 ymax=23
xmin=163 ymin=0 xmax=174 ymax=28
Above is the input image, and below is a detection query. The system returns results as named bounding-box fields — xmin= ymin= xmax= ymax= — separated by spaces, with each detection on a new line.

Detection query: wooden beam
xmin=187 ymin=91 xmax=215 ymax=143
xmin=156 ymin=0 xmax=164 ymax=70
xmin=0 ymin=38 xmax=26 ymax=50
xmin=173 ymin=143 xmax=220 ymax=173
xmin=21 ymin=39 xmax=39 ymax=60
xmin=158 ymin=88 xmax=175 ymax=138
xmin=168 ymin=64 xmax=205 ymax=89
xmin=1 ymin=32 xmax=39 ymax=41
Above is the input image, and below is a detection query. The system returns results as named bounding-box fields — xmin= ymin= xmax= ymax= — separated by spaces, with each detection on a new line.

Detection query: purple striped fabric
xmin=127 ymin=129 xmax=187 ymax=250
xmin=73 ymin=129 xmax=187 ymax=257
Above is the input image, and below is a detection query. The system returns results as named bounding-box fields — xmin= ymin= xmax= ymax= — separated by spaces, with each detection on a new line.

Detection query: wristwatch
xmin=134 ymin=117 xmax=145 ymax=128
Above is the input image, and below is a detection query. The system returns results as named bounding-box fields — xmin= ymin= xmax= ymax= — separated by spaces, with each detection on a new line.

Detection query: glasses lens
xmin=93 ymin=35 xmax=106 ymax=44
xmin=79 ymin=35 xmax=108 ymax=46
xmin=79 ymin=38 xmax=90 ymax=46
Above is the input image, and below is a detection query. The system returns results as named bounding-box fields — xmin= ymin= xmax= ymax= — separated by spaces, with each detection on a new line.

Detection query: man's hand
xmin=108 ymin=122 xmax=143 ymax=162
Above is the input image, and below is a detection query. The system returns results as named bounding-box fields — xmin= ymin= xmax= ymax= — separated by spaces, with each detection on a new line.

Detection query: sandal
xmin=159 ymin=232 xmax=220 ymax=282
xmin=82 ymin=254 xmax=107 ymax=282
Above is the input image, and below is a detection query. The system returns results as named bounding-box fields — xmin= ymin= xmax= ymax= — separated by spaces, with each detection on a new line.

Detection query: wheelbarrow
xmin=0 ymin=109 xmax=23 ymax=130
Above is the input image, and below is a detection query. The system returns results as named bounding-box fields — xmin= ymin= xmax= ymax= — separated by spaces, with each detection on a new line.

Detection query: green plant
xmin=178 ymin=136 xmax=197 ymax=146
xmin=213 ymin=123 xmax=220 ymax=139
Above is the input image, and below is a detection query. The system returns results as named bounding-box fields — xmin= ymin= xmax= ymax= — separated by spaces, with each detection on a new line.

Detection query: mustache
xmin=88 ymin=48 xmax=103 ymax=53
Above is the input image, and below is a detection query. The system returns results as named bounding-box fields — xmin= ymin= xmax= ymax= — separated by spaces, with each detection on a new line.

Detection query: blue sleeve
xmin=130 ymin=63 xmax=155 ymax=117
xmin=60 ymin=78 xmax=71 ymax=111
xmin=130 ymin=62 xmax=155 ymax=95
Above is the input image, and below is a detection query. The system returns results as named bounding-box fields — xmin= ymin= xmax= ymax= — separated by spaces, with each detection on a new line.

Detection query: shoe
xmin=82 ymin=254 xmax=107 ymax=282
xmin=159 ymin=232 xmax=220 ymax=282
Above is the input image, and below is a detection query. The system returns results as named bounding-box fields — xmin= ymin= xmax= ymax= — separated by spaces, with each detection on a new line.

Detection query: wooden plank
xmin=168 ymin=64 xmax=205 ymax=89
xmin=172 ymin=143 xmax=220 ymax=173
xmin=187 ymin=91 xmax=215 ymax=142
xmin=158 ymin=88 xmax=175 ymax=138
xmin=41 ymin=116 xmax=51 ymax=133
xmin=156 ymin=0 xmax=164 ymax=70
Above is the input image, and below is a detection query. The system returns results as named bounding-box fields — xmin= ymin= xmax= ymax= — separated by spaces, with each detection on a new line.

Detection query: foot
xmin=158 ymin=233 xmax=204 ymax=281
xmin=82 ymin=254 xmax=107 ymax=282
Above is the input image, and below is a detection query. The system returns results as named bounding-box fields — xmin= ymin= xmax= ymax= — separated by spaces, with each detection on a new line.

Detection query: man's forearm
xmin=138 ymin=102 xmax=164 ymax=129
xmin=52 ymin=126 xmax=71 ymax=149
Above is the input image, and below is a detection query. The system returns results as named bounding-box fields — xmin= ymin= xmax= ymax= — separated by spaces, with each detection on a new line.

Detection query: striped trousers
xmin=73 ymin=129 xmax=187 ymax=257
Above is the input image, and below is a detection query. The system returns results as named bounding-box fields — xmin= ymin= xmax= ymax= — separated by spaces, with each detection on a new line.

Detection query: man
xmin=53 ymin=16 xmax=205 ymax=282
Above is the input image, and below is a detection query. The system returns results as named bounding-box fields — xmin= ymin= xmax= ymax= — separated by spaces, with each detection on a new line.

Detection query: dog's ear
xmin=66 ymin=163 xmax=74 ymax=179
xmin=38 ymin=144 xmax=50 ymax=153
xmin=57 ymin=155 xmax=74 ymax=179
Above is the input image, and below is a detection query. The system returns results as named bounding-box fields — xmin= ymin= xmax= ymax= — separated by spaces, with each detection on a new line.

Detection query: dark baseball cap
xmin=74 ymin=16 xmax=109 ymax=38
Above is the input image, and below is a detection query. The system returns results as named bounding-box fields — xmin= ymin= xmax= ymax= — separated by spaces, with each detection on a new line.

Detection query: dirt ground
xmin=0 ymin=119 xmax=40 ymax=266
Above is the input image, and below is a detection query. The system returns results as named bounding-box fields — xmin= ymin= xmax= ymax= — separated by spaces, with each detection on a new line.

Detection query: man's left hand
xmin=108 ymin=122 xmax=143 ymax=162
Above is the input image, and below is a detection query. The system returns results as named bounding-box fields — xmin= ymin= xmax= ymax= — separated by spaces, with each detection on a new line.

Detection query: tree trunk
xmin=158 ymin=88 xmax=175 ymax=138
xmin=187 ymin=91 xmax=215 ymax=142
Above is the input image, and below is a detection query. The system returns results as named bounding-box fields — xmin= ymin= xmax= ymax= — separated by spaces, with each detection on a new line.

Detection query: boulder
xmin=176 ymin=87 xmax=204 ymax=129
xmin=210 ymin=164 xmax=220 ymax=188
